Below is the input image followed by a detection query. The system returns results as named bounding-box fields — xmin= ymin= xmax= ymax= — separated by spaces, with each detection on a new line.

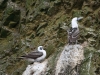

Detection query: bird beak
xmin=77 ymin=17 xmax=83 ymax=21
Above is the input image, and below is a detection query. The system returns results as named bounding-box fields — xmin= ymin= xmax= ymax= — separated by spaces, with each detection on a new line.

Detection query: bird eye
xmin=40 ymin=47 xmax=42 ymax=50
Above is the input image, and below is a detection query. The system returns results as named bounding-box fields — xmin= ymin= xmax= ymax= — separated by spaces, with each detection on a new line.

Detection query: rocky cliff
xmin=0 ymin=0 xmax=100 ymax=75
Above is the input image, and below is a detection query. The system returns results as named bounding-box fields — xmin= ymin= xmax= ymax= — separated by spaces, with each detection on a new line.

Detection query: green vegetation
xmin=0 ymin=0 xmax=100 ymax=75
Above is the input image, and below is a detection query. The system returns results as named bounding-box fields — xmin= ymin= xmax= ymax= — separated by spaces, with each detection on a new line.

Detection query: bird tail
xmin=18 ymin=56 xmax=26 ymax=59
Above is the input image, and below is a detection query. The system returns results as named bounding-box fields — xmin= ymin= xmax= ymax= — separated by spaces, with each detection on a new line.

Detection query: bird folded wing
xmin=21 ymin=52 xmax=43 ymax=59
xmin=72 ymin=29 xmax=79 ymax=38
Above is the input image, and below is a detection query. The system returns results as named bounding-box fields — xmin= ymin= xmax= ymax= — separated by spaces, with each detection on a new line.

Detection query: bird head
xmin=38 ymin=46 xmax=43 ymax=51
xmin=72 ymin=17 xmax=83 ymax=21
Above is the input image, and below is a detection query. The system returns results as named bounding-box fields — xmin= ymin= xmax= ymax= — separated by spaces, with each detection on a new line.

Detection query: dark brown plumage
xmin=21 ymin=51 xmax=43 ymax=59
xmin=67 ymin=28 xmax=79 ymax=44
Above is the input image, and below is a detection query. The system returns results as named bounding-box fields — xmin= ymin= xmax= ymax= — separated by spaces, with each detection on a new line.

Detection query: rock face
xmin=55 ymin=45 xmax=84 ymax=75
xmin=0 ymin=0 xmax=100 ymax=75
xmin=22 ymin=59 xmax=48 ymax=75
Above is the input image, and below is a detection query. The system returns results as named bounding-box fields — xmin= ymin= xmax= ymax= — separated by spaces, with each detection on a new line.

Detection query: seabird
xmin=20 ymin=46 xmax=46 ymax=63
xmin=67 ymin=17 xmax=83 ymax=44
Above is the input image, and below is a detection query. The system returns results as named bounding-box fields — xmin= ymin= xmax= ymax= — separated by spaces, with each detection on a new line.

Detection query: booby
xmin=20 ymin=46 xmax=46 ymax=63
xmin=67 ymin=17 xmax=83 ymax=44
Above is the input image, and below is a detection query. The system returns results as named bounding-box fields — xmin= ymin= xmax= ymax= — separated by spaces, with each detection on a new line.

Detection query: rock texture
xmin=55 ymin=45 xmax=84 ymax=75
xmin=22 ymin=59 xmax=48 ymax=75
xmin=0 ymin=0 xmax=100 ymax=75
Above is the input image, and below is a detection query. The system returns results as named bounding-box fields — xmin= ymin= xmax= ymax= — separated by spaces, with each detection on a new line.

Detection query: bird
xmin=20 ymin=46 xmax=46 ymax=63
xmin=67 ymin=17 xmax=83 ymax=44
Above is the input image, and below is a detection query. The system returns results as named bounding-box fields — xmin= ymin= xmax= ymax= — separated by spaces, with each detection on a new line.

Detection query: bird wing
xmin=72 ymin=28 xmax=79 ymax=38
xmin=67 ymin=28 xmax=79 ymax=36
xmin=67 ymin=27 xmax=73 ymax=36
xmin=21 ymin=51 xmax=43 ymax=59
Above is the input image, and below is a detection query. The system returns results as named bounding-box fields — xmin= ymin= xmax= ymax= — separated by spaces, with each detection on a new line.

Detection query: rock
xmin=55 ymin=44 xmax=84 ymax=75
xmin=0 ymin=0 xmax=8 ymax=9
xmin=1 ymin=1 xmax=20 ymax=27
xmin=22 ymin=59 xmax=48 ymax=75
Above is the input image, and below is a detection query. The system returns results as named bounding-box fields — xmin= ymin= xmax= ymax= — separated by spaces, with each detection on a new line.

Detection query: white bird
xmin=20 ymin=46 xmax=46 ymax=63
xmin=67 ymin=17 xmax=83 ymax=44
